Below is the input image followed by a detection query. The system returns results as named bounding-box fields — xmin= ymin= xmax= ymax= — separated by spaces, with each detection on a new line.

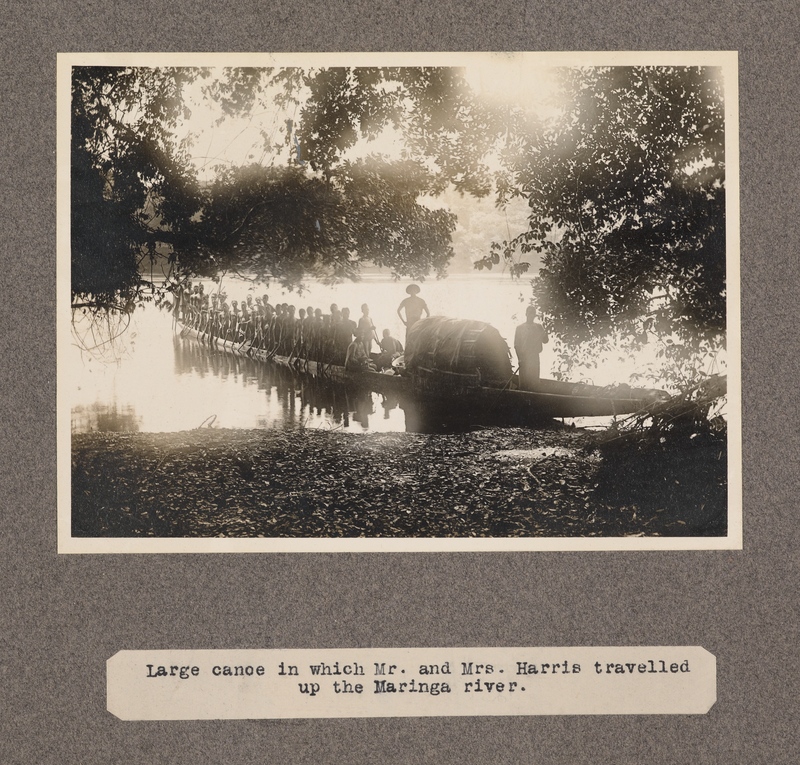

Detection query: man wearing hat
xmin=397 ymin=284 xmax=430 ymax=345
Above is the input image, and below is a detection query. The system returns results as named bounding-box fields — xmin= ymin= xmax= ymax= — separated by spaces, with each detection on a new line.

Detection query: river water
xmin=67 ymin=274 xmax=660 ymax=434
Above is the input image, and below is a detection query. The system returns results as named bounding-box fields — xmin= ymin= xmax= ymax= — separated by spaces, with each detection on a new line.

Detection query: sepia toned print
xmin=57 ymin=51 xmax=741 ymax=553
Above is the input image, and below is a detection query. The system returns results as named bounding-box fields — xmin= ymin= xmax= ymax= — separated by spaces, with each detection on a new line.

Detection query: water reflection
xmin=69 ymin=275 xmax=619 ymax=435
xmin=70 ymin=319 xmax=590 ymax=435
xmin=72 ymin=402 xmax=142 ymax=433
xmin=171 ymin=335 xmax=406 ymax=434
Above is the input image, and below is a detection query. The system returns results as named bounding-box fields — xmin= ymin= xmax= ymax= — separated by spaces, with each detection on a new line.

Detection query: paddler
xmin=357 ymin=303 xmax=380 ymax=354
xmin=375 ymin=328 xmax=403 ymax=370
xmin=345 ymin=337 xmax=376 ymax=372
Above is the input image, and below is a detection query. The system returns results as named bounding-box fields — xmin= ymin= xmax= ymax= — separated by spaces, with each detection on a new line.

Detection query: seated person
xmin=345 ymin=338 xmax=376 ymax=372
xmin=380 ymin=328 xmax=403 ymax=354
xmin=375 ymin=329 xmax=404 ymax=370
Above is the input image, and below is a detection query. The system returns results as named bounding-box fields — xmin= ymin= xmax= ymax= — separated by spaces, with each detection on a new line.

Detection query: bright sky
xmin=172 ymin=75 xmax=292 ymax=180
xmin=464 ymin=58 xmax=564 ymax=118
xmin=170 ymin=62 xmax=565 ymax=183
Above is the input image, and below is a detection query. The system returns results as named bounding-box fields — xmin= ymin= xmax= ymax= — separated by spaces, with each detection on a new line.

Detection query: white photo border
xmin=57 ymin=50 xmax=741 ymax=553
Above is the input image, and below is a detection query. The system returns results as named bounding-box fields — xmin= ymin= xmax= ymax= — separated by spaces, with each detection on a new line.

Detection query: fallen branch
xmin=598 ymin=374 xmax=727 ymax=446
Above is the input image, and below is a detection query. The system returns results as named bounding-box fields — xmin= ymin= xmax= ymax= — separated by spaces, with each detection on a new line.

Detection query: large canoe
xmin=403 ymin=316 xmax=668 ymax=419
xmin=177 ymin=321 xmax=408 ymax=397
xmin=176 ymin=317 xmax=668 ymax=423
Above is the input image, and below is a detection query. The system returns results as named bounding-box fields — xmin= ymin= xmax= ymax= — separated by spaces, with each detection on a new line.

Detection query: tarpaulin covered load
xmin=404 ymin=316 xmax=513 ymax=386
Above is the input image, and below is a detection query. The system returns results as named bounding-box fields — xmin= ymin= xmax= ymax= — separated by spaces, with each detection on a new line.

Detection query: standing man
xmin=514 ymin=306 xmax=549 ymax=390
xmin=397 ymin=284 xmax=430 ymax=345
xmin=357 ymin=304 xmax=380 ymax=354
xmin=336 ymin=307 xmax=358 ymax=365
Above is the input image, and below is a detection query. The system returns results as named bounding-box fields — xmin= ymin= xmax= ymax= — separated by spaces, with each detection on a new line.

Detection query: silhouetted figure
xmin=376 ymin=328 xmax=403 ymax=369
xmin=336 ymin=307 xmax=357 ymax=364
xmin=397 ymin=284 xmax=430 ymax=345
xmin=357 ymin=303 xmax=379 ymax=353
xmin=514 ymin=306 xmax=549 ymax=391
xmin=380 ymin=328 xmax=403 ymax=354
xmin=345 ymin=338 xmax=374 ymax=372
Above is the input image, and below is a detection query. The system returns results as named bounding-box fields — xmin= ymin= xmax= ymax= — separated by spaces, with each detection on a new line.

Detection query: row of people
xmin=174 ymin=282 xmax=404 ymax=369
xmin=175 ymin=282 xmax=548 ymax=386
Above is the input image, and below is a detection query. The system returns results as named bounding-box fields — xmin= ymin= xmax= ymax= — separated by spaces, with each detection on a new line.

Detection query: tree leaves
xmin=183 ymin=156 xmax=456 ymax=289
xmin=71 ymin=66 xmax=204 ymax=312
xmin=70 ymin=65 xmax=480 ymax=310
xmin=499 ymin=66 xmax=727 ymax=381
xmin=71 ymin=61 xmax=730 ymax=392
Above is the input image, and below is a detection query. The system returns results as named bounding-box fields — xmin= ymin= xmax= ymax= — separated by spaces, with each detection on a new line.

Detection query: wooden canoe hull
xmin=177 ymin=322 xmax=409 ymax=397
xmin=409 ymin=366 xmax=666 ymax=420
xmin=176 ymin=322 xmax=667 ymax=421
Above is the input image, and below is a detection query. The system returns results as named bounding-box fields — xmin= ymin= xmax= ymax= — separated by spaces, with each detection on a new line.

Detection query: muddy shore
xmin=71 ymin=425 xmax=727 ymax=538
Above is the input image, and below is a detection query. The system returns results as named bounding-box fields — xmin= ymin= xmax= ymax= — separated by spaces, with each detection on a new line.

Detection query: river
xmin=66 ymin=273 xmax=664 ymax=434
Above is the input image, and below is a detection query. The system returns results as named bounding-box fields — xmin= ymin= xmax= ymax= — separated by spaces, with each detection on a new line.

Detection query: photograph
xmin=58 ymin=51 xmax=741 ymax=552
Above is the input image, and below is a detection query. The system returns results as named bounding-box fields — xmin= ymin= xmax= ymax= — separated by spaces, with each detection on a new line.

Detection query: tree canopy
xmin=188 ymin=157 xmax=456 ymax=285
xmin=71 ymin=66 xmax=207 ymax=310
xmin=476 ymin=66 xmax=726 ymax=382
xmin=70 ymin=61 xmax=728 ymax=381
xmin=70 ymin=65 xmax=500 ymax=309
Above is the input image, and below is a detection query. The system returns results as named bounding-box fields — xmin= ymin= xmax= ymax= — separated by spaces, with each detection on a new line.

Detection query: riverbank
xmin=71 ymin=426 xmax=727 ymax=538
